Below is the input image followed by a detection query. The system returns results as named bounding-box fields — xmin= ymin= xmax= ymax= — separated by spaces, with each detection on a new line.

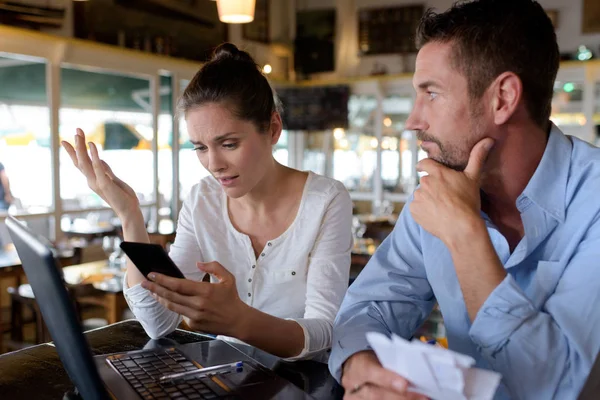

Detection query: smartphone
xmin=120 ymin=241 xmax=186 ymax=279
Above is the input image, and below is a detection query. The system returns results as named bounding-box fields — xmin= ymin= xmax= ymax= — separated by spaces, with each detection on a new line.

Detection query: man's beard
xmin=416 ymin=107 xmax=485 ymax=172
xmin=416 ymin=130 xmax=470 ymax=171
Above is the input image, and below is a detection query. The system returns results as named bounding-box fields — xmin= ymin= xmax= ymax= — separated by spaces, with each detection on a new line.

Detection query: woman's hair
xmin=179 ymin=42 xmax=282 ymax=133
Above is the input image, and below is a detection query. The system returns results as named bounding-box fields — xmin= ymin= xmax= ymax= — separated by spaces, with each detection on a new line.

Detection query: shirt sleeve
xmin=469 ymin=214 xmax=600 ymax=399
xmin=328 ymin=197 xmax=436 ymax=381
xmin=123 ymin=191 xmax=205 ymax=339
xmin=284 ymin=182 xmax=353 ymax=360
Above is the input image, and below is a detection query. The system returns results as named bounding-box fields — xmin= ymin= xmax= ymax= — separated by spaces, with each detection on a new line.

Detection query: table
xmin=0 ymin=320 xmax=343 ymax=400
xmin=62 ymin=260 xmax=128 ymax=324
xmin=63 ymin=224 xmax=118 ymax=242
xmin=0 ymin=248 xmax=21 ymax=352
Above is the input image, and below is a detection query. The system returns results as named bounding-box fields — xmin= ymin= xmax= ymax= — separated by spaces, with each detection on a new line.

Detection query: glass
xmin=59 ymin=67 xmax=154 ymax=212
xmin=0 ymin=54 xmax=52 ymax=213
xmin=102 ymin=235 xmax=118 ymax=258
xmin=351 ymin=215 xmax=367 ymax=239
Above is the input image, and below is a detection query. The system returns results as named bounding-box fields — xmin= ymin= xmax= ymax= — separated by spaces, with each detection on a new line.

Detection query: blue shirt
xmin=329 ymin=125 xmax=600 ymax=399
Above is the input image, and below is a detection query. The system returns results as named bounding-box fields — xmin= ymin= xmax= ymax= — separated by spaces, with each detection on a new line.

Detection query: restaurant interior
xmin=0 ymin=0 xmax=598 ymax=375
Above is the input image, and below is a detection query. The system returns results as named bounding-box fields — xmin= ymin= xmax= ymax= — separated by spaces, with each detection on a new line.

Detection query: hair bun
xmin=212 ymin=42 xmax=255 ymax=65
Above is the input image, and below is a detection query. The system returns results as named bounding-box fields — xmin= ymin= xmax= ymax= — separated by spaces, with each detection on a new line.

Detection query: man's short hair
xmin=416 ymin=0 xmax=559 ymax=129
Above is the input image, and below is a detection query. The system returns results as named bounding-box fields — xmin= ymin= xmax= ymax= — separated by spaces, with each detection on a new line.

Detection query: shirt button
xmin=267 ymin=242 xmax=272 ymax=247
xmin=291 ymin=271 xmax=296 ymax=276
xmin=247 ymin=293 xmax=251 ymax=297
xmin=251 ymin=265 xmax=256 ymax=269
xmin=248 ymin=278 xmax=252 ymax=283
xmin=261 ymin=253 xmax=265 ymax=257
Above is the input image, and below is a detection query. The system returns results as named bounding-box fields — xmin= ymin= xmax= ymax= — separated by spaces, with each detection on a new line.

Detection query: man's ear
xmin=489 ymin=72 xmax=522 ymax=125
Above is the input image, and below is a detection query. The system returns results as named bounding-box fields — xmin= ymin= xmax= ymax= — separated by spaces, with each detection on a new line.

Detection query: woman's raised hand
xmin=61 ymin=128 xmax=140 ymax=219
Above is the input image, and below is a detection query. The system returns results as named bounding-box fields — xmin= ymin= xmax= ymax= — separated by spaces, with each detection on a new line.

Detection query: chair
xmin=362 ymin=220 xmax=394 ymax=243
xmin=5 ymin=246 xmax=108 ymax=350
xmin=148 ymin=231 xmax=176 ymax=250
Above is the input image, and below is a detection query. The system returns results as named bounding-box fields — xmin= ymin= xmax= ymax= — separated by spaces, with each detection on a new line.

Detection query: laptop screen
xmin=6 ymin=216 xmax=110 ymax=400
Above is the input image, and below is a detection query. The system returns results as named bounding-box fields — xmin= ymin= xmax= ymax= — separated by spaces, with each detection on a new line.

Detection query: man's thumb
xmin=464 ymin=138 xmax=495 ymax=180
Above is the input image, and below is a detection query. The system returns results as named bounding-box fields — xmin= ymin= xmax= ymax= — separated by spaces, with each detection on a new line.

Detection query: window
xmin=333 ymin=130 xmax=377 ymax=192
xmin=273 ymin=130 xmax=289 ymax=166
xmin=303 ymin=131 xmax=328 ymax=175
xmin=158 ymin=75 xmax=174 ymax=218
xmin=59 ymin=67 xmax=154 ymax=214
xmin=0 ymin=54 xmax=52 ymax=214
xmin=381 ymin=94 xmax=417 ymax=194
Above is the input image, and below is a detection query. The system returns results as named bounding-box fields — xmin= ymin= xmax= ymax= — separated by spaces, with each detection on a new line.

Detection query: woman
xmin=62 ymin=43 xmax=352 ymax=360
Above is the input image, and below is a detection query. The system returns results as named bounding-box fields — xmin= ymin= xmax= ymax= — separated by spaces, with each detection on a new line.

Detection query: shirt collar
xmin=520 ymin=123 xmax=571 ymax=222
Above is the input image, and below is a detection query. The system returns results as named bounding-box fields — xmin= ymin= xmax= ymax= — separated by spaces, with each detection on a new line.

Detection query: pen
xmin=159 ymin=361 xmax=243 ymax=384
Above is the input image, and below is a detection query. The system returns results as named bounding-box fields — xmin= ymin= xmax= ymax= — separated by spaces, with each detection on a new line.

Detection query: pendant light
xmin=216 ymin=0 xmax=256 ymax=24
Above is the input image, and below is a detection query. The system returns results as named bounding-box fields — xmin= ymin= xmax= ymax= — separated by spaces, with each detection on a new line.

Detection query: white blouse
xmin=123 ymin=171 xmax=353 ymax=359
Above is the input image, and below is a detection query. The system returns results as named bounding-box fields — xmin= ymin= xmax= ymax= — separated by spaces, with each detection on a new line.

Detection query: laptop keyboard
xmin=106 ymin=348 xmax=239 ymax=399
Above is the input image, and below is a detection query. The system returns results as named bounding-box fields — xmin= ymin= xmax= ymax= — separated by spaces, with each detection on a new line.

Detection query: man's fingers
xmin=464 ymin=137 xmax=494 ymax=181
xmin=364 ymin=365 xmax=409 ymax=394
xmin=345 ymin=383 xmax=427 ymax=400
xmin=342 ymin=351 xmax=407 ymax=396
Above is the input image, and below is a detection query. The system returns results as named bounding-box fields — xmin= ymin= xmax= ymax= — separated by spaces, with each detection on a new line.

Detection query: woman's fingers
xmin=142 ymin=280 xmax=206 ymax=312
xmin=61 ymin=140 xmax=79 ymax=168
xmin=88 ymin=142 xmax=131 ymax=204
xmin=73 ymin=129 xmax=96 ymax=179
xmin=89 ymin=142 xmax=111 ymax=189
xmin=101 ymin=160 xmax=137 ymax=198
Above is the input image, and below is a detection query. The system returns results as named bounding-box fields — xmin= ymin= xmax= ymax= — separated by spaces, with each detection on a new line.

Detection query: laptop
xmin=6 ymin=216 xmax=314 ymax=400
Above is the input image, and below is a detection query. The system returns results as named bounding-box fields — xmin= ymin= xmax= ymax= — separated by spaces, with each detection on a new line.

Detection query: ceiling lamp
xmin=216 ymin=0 xmax=256 ymax=24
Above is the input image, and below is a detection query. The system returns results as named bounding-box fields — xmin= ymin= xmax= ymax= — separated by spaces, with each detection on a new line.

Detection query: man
xmin=329 ymin=0 xmax=600 ymax=399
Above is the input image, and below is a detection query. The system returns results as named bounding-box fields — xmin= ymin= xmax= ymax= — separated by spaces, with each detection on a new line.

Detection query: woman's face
xmin=185 ymin=103 xmax=281 ymax=198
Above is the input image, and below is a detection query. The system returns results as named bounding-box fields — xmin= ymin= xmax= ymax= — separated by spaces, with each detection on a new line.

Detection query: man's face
xmin=406 ymin=41 xmax=489 ymax=171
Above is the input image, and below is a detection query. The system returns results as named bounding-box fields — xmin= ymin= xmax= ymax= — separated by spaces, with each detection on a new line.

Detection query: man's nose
xmin=405 ymin=99 xmax=427 ymax=132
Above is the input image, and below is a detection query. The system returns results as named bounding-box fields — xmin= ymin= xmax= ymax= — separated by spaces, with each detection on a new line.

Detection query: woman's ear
xmin=269 ymin=112 xmax=283 ymax=145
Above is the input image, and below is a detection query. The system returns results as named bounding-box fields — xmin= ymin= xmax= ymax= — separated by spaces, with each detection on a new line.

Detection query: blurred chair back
xmin=362 ymin=221 xmax=394 ymax=242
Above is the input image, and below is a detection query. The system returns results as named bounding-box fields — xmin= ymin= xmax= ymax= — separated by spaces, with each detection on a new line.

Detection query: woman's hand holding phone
xmin=141 ymin=261 xmax=250 ymax=338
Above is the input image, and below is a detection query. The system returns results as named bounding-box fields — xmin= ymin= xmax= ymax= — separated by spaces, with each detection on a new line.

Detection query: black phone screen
xmin=120 ymin=241 xmax=186 ymax=279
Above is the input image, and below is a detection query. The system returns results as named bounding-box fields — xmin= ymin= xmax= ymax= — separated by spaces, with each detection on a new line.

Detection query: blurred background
xmin=0 ymin=0 xmax=598 ymax=351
